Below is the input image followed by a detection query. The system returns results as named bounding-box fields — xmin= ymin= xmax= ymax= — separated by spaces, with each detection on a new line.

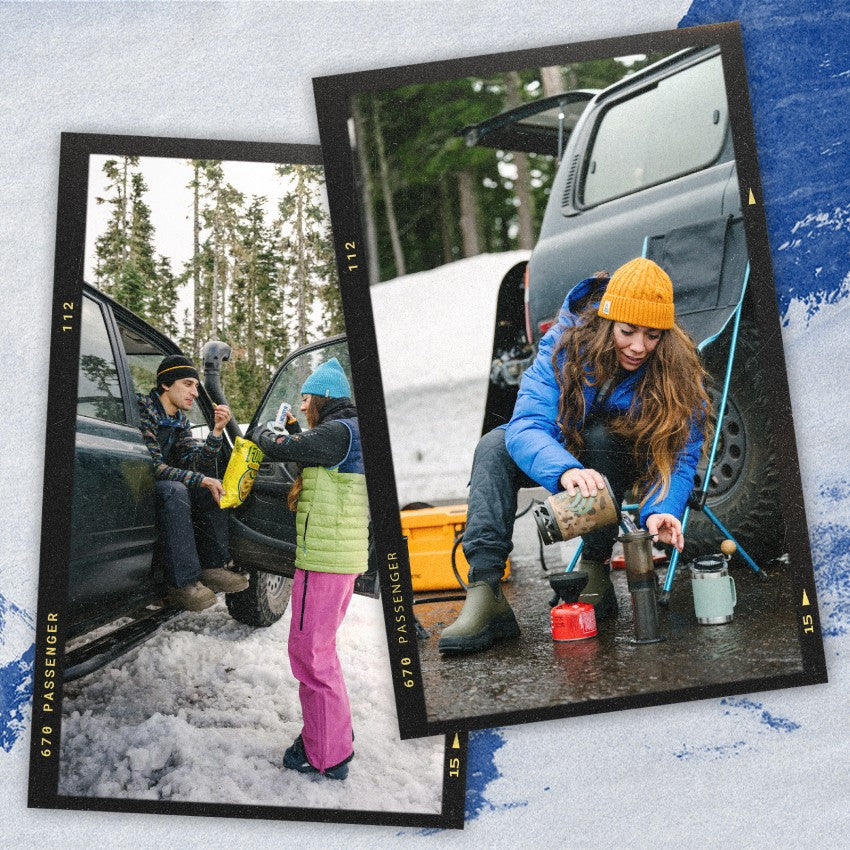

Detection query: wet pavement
xmin=413 ymin=491 xmax=804 ymax=726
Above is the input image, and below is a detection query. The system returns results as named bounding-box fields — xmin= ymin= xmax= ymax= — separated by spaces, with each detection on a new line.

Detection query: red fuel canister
xmin=551 ymin=601 xmax=597 ymax=641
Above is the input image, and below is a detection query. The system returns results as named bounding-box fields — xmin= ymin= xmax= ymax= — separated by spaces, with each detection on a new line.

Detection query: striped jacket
xmin=136 ymin=390 xmax=223 ymax=489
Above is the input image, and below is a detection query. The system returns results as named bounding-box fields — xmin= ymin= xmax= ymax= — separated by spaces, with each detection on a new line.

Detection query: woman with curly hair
xmin=439 ymin=257 xmax=711 ymax=655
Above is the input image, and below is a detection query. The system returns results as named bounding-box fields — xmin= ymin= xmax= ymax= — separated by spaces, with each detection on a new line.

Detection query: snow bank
xmin=59 ymin=595 xmax=444 ymax=814
xmin=370 ymin=252 xmax=529 ymax=505
xmin=371 ymin=251 xmax=530 ymax=393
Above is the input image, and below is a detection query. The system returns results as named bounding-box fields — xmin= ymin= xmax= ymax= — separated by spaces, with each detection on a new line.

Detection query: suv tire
xmin=226 ymin=570 xmax=292 ymax=627
xmin=686 ymin=319 xmax=785 ymax=565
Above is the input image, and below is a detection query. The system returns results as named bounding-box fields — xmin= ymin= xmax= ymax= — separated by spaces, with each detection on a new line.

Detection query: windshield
xmin=255 ymin=339 xmax=353 ymax=430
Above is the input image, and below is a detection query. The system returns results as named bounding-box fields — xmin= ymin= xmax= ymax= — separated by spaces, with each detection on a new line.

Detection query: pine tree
xmin=93 ymin=155 xmax=139 ymax=296
xmin=274 ymin=164 xmax=340 ymax=347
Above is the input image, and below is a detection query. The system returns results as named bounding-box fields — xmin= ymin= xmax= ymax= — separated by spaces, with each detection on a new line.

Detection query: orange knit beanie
xmin=597 ymin=257 xmax=674 ymax=329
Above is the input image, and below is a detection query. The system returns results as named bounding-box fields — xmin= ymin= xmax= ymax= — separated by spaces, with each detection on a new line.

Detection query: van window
xmin=78 ymin=296 xmax=125 ymax=423
xmin=581 ymin=55 xmax=728 ymax=207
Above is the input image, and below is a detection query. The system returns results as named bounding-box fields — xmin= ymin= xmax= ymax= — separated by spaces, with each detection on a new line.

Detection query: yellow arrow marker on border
xmin=802 ymin=589 xmax=810 ymax=606
xmin=452 ymin=733 xmax=460 ymax=749
xmin=748 ymin=188 xmax=757 ymax=205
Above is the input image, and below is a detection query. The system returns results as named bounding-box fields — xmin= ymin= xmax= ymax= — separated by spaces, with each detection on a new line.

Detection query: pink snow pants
xmin=288 ymin=568 xmax=356 ymax=772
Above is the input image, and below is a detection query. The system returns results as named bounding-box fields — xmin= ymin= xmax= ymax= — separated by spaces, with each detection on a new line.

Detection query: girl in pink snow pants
xmin=252 ymin=357 xmax=369 ymax=780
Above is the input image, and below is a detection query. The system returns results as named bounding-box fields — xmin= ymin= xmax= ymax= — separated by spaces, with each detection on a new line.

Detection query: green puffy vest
xmin=295 ymin=464 xmax=369 ymax=574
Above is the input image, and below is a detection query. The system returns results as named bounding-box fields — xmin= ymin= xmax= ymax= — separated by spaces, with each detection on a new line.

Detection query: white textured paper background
xmin=3 ymin=1 xmax=849 ymax=846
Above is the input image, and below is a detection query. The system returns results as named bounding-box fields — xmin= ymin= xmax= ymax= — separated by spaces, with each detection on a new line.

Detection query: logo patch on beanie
xmin=601 ymin=299 xmax=611 ymax=315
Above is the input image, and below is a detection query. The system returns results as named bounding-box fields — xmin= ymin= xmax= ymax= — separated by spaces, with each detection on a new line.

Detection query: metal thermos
xmin=690 ymin=554 xmax=737 ymax=624
xmin=620 ymin=531 xmax=665 ymax=644
xmin=533 ymin=476 xmax=620 ymax=545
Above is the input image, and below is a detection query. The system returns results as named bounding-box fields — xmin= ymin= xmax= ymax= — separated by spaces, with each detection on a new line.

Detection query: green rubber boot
xmin=578 ymin=558 xmax=618 ymax=620
xmin=438 ymin=581 xmax=520 ymax=655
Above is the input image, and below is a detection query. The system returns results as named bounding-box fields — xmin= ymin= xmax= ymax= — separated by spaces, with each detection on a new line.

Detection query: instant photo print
xmin=312 ymin=22 xmax=828 ymax=738
xmin=28 ymin=133 xmax=466 ymax=828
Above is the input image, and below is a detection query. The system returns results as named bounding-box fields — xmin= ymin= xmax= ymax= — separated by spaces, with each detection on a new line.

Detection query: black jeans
xmin=462 ymin=422 xmax=637 ymax=585
xmin=154 ymin=480 xmax=230 ymax=587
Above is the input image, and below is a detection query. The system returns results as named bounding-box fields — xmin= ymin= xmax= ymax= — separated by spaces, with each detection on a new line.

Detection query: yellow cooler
xmin=400 ymin=504 xmax=510 ymax=592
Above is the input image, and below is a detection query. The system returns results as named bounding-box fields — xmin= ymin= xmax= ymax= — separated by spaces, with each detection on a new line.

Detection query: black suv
xmin=464 ymin=45 xmax=782 ymax=562
xmin=68 ymin=283 xmax=376 ymax=679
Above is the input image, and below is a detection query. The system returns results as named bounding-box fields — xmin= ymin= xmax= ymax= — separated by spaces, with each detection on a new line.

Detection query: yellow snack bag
xmin=220 ymin=437 xmax=265 ymax=508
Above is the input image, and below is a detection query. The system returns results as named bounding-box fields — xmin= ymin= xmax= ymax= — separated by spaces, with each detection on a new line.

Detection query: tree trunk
xmin=504 ymin=72 xmax=536 ymax=250
xmin=192 ymin=163 xmax=201 ymax=360
xmin=438 ymin=175 xmax=455 ymax=265
xmin=120 ymin=158 xmax=130 ymax=264
xmin=296 ymin=172 xmax=308 ymax=347
xmin=541 ymin=66 xmax=566 ymax=97
xmin=351 ymin=97 xmax=381 ymax=285
xmin=457 ymin=169 xmax=481 ymax=257
xmin=371 ymin=98 xmax=406 ymax=278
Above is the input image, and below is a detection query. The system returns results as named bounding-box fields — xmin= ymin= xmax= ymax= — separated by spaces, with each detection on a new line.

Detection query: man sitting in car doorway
xmin=137 ymin=355 xmax=249 ymax=611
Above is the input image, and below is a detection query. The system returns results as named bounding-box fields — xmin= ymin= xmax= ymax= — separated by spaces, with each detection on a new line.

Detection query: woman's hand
xmin=559 ymin=467 xmax=606 ymax=498
xmin=646 ymin=513 xmax=684 ymax=552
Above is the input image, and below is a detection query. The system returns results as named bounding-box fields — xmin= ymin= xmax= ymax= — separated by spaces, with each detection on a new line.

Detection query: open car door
xmin=459 ymin=90 xmax=596 ymax=159
xmin=229 ymin=335 xmax=379 ymax=598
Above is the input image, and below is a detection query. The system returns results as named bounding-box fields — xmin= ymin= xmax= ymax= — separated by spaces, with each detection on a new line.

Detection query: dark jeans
xmin=462 ymin=422 xmax=637 ymax=585
xmin=154 ymin=480 xmax=230 ymax=587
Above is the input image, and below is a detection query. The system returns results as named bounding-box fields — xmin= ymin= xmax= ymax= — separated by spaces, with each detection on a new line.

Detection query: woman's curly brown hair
xmin=551 ymin=302 xmax=713 ymax=506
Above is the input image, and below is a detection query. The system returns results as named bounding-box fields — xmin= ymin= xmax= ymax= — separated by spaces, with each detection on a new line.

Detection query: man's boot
xmin=200 ymin=566 xmax=249 ymax=594
xmin=438 ymin=581 xmax=520 ymax=655
xmin=578 ymin=557 xmax=618 ymax=619
xmin=167 ymin=581 xmax=217 ymax=611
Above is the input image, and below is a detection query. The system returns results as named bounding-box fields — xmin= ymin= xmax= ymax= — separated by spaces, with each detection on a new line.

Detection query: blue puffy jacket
xmin=503 ymin=276 xmax=705 ymax=527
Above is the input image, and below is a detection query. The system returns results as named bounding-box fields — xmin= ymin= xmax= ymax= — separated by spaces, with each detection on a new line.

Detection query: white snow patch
xmin=371 ymin=252 xmax=529 ymax=505
xmin=58 ymin=595 xmax=444 ymax=813
xmin=371 ymin=251 xmax=530 ymax=393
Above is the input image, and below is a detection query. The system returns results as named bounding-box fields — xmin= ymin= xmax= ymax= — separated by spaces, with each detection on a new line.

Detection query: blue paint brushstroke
xmin=0 ymin=592 xmax=35 ymax=753
xmin=674 ymin=739 xmax=750 ymax=760
xmin=0 ymin=644 xmax=34 ymax=752
xmin=808 ymin=522 xmax=850 ymax=637
xmin=465 ymin=728 xmax=510 ymax=821
xmin=720 ymin=697 xmax=801 ymax=732
xmin=681 ymin=0 xmax=850 ymax=315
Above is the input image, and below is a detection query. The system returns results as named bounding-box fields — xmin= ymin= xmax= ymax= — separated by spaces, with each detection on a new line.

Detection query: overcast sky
xmin=84 ymin=154 xmax=329 ymax=325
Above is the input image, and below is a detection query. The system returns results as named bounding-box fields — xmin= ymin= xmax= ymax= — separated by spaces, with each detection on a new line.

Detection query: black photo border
xmin=27 ymin=131 xmax=467 ymax=829
xmin=312 ymin=21 xmax=828 ymax=739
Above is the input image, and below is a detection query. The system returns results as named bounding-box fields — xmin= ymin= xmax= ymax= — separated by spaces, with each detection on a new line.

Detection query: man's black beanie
xmin=156 ymin=355 xmax=199 ymax=391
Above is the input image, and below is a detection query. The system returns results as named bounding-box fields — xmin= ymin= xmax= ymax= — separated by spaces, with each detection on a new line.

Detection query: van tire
xmin=686 ymin=319 xmax=785 ymax=565
xmin=226 ymin=570 xmax=292 ymax=627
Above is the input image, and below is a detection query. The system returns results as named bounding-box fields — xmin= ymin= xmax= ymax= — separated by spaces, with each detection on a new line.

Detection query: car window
xmin=78 ymin=296 xmax=126 ymax=424
xmin=581 ymin=55 xmax=728 ymax=207
xmin=256 ymin=340 xmax=353 ymax=430
xmin=118 ymin=323 xmax=209 ymax=431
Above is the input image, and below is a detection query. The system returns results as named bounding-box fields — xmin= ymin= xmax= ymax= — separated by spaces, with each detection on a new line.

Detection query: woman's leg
xmin=440 ymin=428 xmax=528 ymax=654
xmin=579 ymin=418 xmax=638 ymax=561
xmin=462 ymin=427 xmax=536 ymax=586
xmin=287 ymin=568 xmax=356 ymax=772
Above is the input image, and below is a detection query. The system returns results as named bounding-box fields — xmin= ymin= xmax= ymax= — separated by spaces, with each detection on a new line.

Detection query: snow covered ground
xmin=371 ymin=251 xmax=529 ymax=506
xmin=58 ymin=594 xmax=444 ymax=814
